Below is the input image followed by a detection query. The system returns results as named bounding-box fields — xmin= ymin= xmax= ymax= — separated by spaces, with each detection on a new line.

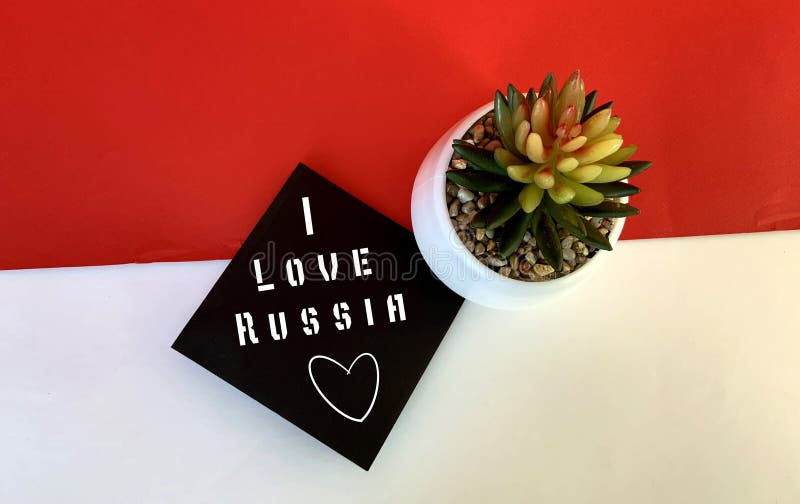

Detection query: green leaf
xmin=486 ymin=193 xmax=522 ymax=230
xmin=446 ymin=170 xmax=517 ymax=193
xmin=583 ymin=90 xmax=598 ymax=120
xmin=581 ymin=100 xmax=613 ymax=124
xmin=453 ymin=143 xmax=506 ymax=175
xmin=584 ymin=181 xmax=641 ymax=198
xmin=620 ymin=160 xmax=653 ymax=177
xmin=526 ymin=87 xmax=536 ymax=110
xmin=531 ymin=207 xmax=563 ymax=271
xmin=499 ymin=210 xmax=534 ymax=258
xmin=576 ymin=201 xmax=640 ymax=218
xmin=539 ymin=73 xmax=556 ymax=100
xmin=508 ymin=84 xmax=525 ymax=114
xmin=494 ymin=90 xmax=521 ymax=156
xmin=581 ymin=220 xmax=612 ymax=251
xmin=470 ymin=206 xmax=489 ymax=228
xmin=544 ymin=194 xmax=587 ymax=237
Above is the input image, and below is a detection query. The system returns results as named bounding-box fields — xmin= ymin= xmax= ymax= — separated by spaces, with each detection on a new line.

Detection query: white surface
xmin=411 ymin=102 xmax=625 ymax=309
xmin=2 ymin=231 xmax=800 ymax=503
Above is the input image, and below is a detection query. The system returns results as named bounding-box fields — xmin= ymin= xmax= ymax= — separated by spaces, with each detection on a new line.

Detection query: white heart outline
xmin=307 ymin=352 xmax=379 ymax=423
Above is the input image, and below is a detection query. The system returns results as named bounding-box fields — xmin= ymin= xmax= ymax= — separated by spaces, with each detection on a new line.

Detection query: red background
xmin=2 ymin=0 xmax=800 ymax=270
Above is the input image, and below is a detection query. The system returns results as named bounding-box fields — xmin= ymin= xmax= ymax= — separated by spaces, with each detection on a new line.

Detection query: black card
xmin=172 ymin=164 xmax=463 ymax=470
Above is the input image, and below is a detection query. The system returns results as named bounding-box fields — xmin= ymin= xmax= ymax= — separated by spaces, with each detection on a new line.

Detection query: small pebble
xmin=498 ymin=266 xmax=511 ymax=277
xmin=486 ymin=240 xmax=496 ymax=252
xmin=475 ymin=228 xmax=486 ymax=241
xmin=461 ymin=201 xmax=476 ymax=214
xmin=456 ymin=212 xmax=472 ymax=224
xmin=487 ymin=255 xmax=507 ymax=267
xmin=524 ymin=251 xmax=536 ymax=264
xmin=561 ymin=236 xmax=575 ymax=249
xmin=599 ymin=228 xmax=609 ymax=236
xmin=449 ymin=200 xmax=460 ymax=217
xmin=446 ymin=182 xmax=459 ymax=197
xmin=485 ymin=229 xmax=495 ymax=239
xmin=484 ymin=139 xmax=502 ymax=151
xmin=474 ymin=243 xmax=486 ymax=255
xmin=472 ymin=124 xmax=485 ymax=143
xmin=562 ymin=247 xmax=576 ymax=262
xmin=476 ymin=195 xmax=489 ymax=209
xmin=523 ymin=231 xmax=532 ymax=243
xmin=451 ymin=158 xmax=468 ymax=170
xmin=457 ymin=188 xmax=475 ymax=203
xmin=509 ymin=254 xmax=519 ymax=271
xmin=465 ymin=241 xmax=475 ymax=253
xmin=533 ymin=263 xmax=555 ymax=276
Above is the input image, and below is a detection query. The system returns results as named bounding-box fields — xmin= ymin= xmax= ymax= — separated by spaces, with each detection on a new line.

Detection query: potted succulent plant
xmin=411 ymin=71 xmax=652 ymax=309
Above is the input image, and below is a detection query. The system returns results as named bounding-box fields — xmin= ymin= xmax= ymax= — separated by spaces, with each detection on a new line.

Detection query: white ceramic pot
xmin=411 ymin=102 xmax=627 ymax=310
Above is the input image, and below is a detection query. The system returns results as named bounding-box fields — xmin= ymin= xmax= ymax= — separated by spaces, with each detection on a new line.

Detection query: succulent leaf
xmin=531 ymin=206 xmax=563 ymax=271
xmin=620 ymin=160 xmax=653 ymax=177
xmin=518 ymin=183 xmax=544 ymax=213
xmin=539 ymin=73 xmax=557 ymax=110
xmin=508 ymin=84 xmax=523 ymax=111
xmin=597 ymin=144 xmax=637 ymax=165
xmin=494 ymin=148 xmax=526 ymax=169
xmin=599 ymin=116 xmax=621 ymax=137
xmin=581 ymin=108 xmax=612 ymax=139
xmin=572 ymin=137 xmax=624 ymax=164
xmin=581 ymin=101 xmax=613 ymax=124
xmin=577 ymin=201 xmax=640 ymax=218
xmin=499 ymin=210 xmax=535 ymax=258
xmin=486 ymin=193 xmax=522 ymax=230
xmin=446 ymin=170 xmax=517 ymax=193
xmin=583 ymin=90 xmax=598 ymax=120
xmin=471 ymin=207 xmax=488 ymax=228
xmin=544 ymin=196 xmax=587 ymax=237
xmin=530 ymin=98 xmax=553 ymax=144
xmin=453 ymin=143 xmax=506 ymax=175
xmin=559 ymin=176 xmax=605 ymax=206
xmin=556 ymin=157 xmax=579 ymax=173
xmin=588 ymin=164 xmax=632 ymax=183
xmin=560 ymin=135 xmax=588 ymax=153
xmin=533 ymin=165 xmax=555 ymax=189
xmin=565 ymin=164 xmax=604 ymax=182
xmin=547 ymin=180 xmax=576 ymax=204
xmin=585 ymin=181 xmax=641 ymax=198
xmin=554 ymin=70 xmax=586 ymax=126
xmin=494 ymin=90 xmax=521 ymax=156
xmin=525 ymin=132 xmax=549 ymax=163
xmin=580 ymin=219 xmax=613 ymax=251
xmin=514 ymin=119 xmax=531 ymax=154
xmin=526 ymin=88 xmax=536 ymax=110
xmin=508 ymin=163 xmax=541 ymax=184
